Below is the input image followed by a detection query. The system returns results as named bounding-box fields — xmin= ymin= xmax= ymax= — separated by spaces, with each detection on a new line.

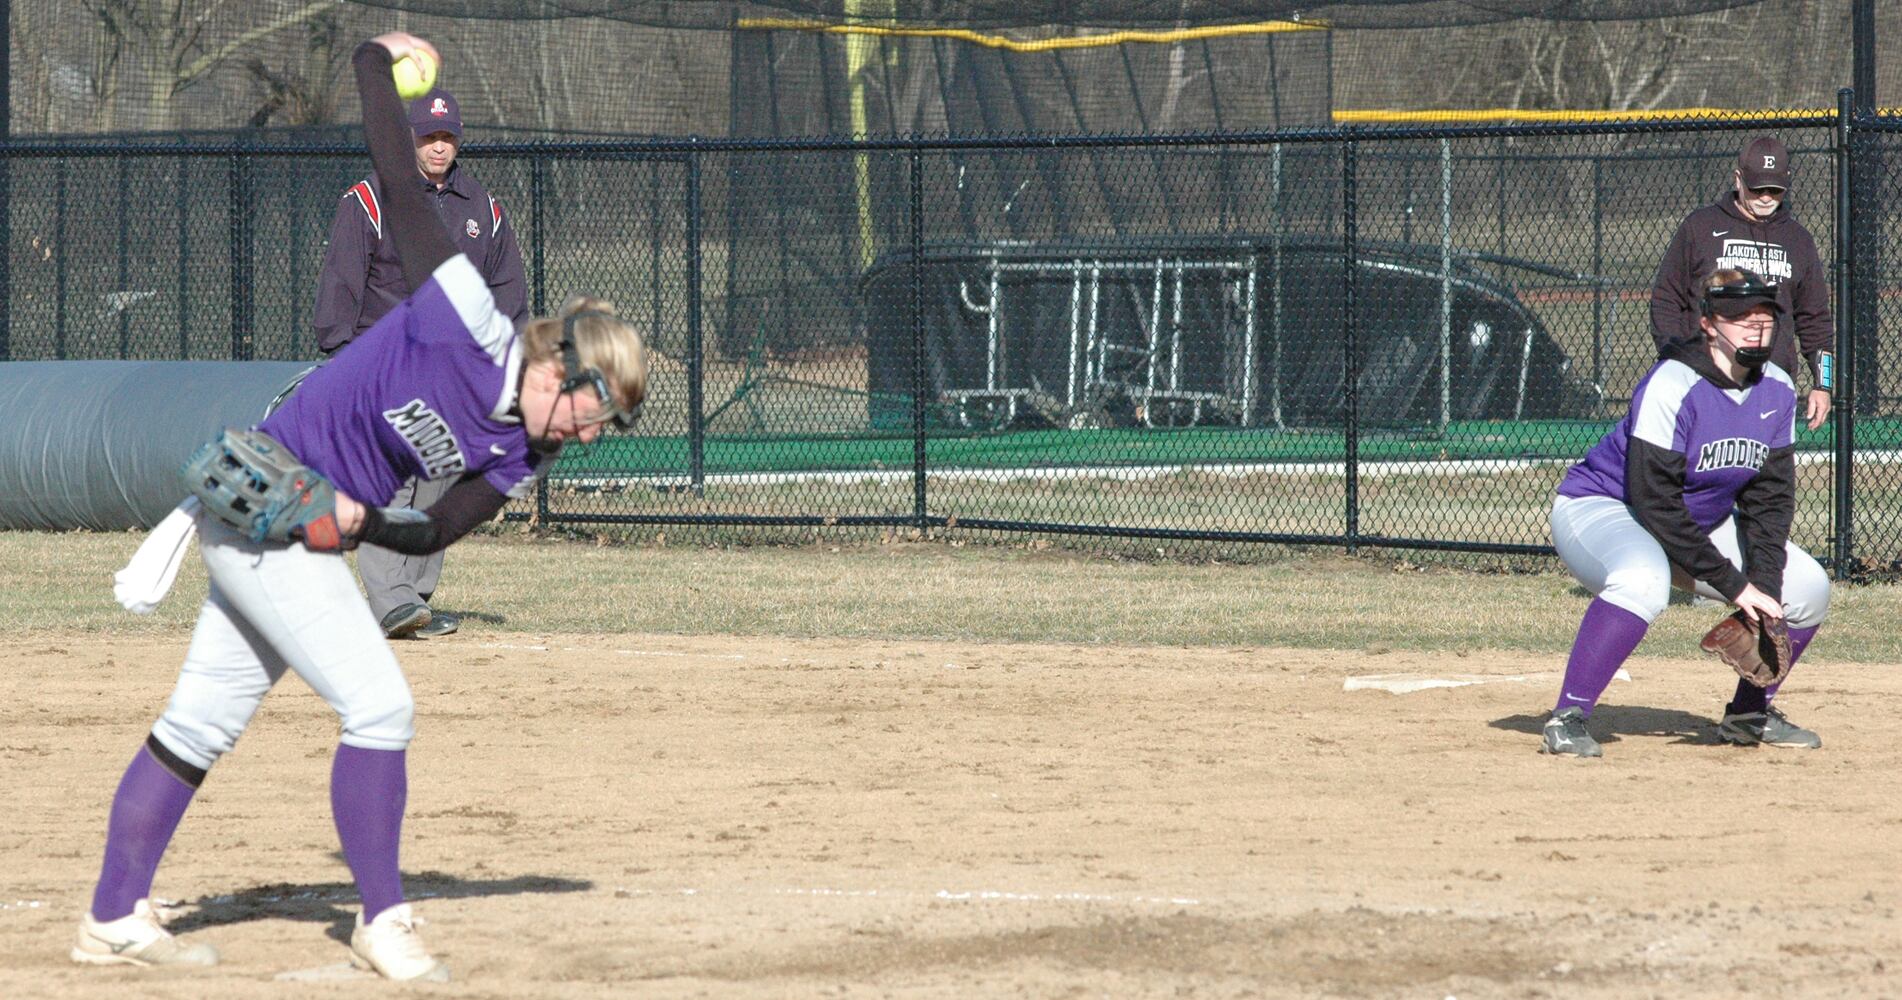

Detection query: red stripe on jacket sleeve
xmin=349 ymin=180 xmax=382 ymax=238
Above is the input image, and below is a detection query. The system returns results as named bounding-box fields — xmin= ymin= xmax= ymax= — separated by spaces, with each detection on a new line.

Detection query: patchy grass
xmin=5 ymin=528 xmax=1902 ymax=665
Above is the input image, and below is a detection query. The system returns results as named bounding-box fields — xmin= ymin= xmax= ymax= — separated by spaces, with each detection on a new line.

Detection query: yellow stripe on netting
xmin=736 ymin=18 xmax=1326 ymax=51
xmin=1333 ymin=107 xmax=1872 ymax=124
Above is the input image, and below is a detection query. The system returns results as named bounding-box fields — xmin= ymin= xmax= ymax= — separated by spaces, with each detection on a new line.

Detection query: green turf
xmin=555 ymin=418 xmax=1882 ymax=476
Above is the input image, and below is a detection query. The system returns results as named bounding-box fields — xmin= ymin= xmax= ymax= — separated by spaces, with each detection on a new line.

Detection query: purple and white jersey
xmin=1558 ymin=360 xmax=1797 ymax=531
xmin=261 ymin=254 xmax=541 ymax=506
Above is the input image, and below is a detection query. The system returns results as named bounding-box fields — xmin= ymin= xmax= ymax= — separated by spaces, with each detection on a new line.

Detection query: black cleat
xmin=379 ymin=603 xmax=431 ymax=639
xmin=414 ymin=612 xmax=459 ymax=638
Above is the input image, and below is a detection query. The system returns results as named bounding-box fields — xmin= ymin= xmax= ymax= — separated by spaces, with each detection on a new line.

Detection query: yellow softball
xmin=392 ymin=48 xmax=438 ymax=101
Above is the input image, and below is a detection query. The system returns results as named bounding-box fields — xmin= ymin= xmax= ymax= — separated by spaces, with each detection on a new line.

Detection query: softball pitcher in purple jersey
xmin=71 ymin=33 xmax=648 ymax=980
xmin=1542 ymin=268 xmax=1828 ymax=758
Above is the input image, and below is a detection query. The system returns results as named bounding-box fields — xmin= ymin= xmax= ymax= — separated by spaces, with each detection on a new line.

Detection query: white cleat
xmin=349 ymin=903 xmax=450 ymax=982
xmin=71 ymin=898 xmax=219 ymax=967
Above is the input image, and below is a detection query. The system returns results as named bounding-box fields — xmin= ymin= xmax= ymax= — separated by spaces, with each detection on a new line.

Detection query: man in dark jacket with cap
xmin=311 ymin=88 xmax=530 ymax=639
xmin=1650 ymin=135 xmax=1834 ymax=430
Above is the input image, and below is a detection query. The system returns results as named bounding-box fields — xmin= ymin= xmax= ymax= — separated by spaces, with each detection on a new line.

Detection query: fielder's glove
xmin=1699 ymin=609 xmax=1792 ymax=688
xmin=182 ymin=427 xmax=345 ymax=551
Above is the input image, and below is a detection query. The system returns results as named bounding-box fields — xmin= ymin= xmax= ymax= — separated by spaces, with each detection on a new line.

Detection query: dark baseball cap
xmin=1737 ymin=135 xmax=1790 ymax=190
xmin=407 ymin=89 xmax=461 ymax=139
xmin=1704 ymin=269 xmax=1784 ymax=318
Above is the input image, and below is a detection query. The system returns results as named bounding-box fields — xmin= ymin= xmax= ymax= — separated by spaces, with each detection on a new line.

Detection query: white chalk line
xmin=559 ymin=457 xmax=1570 ymax=490
xmin=1 ymin=899 xmax=46 ymax=912
xmin=199 ymin=888 xmax=446 ymax=906
xmin=1345 ymin=668 xmax=1631 ymax=694
xmin=475 ymin=642 xmax=745 ymax=661
xmin=615 ymin=885 xmax=1200 ymax=907
xmin=548 ymin=447 xmax=1896 ymax=491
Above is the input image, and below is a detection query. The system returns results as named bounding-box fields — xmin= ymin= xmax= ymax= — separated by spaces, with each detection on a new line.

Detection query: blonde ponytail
xmin=520 ymin=296 xmax=648 ymax=413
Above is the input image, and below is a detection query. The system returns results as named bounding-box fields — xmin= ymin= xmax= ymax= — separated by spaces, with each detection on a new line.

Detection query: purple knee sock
xmin=1730 ymin=623 xmax=1820 ymax=714
xmin=1554 ymin=598 xmax=1650 ymax=716
xmin=331 ymin=745 xmax=408 ymax=924
xmin=91 ymin=746 xmax=199 ymax=922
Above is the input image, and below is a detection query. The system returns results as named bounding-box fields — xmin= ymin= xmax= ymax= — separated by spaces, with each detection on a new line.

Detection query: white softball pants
xmin=149 ymin=512 xmax=415 ymax=770
xmin=1550 ymin=494 xmax=1829 ymax=628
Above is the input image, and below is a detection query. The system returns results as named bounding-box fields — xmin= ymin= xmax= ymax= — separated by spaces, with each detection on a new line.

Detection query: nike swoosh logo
xmin=490 ymin=444 xmax=508 ymax=456
xmin=1760 ymin=410 xmax=1777 ymax=419
xmin=1713 ymin=229 xmax=1729 ymax=236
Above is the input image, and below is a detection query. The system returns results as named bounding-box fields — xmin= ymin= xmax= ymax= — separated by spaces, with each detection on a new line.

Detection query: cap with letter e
xmin=1737 ymin=135 xmax=1790 ymax=191
xmin=407 ymin=89 xmax=461 ymax=139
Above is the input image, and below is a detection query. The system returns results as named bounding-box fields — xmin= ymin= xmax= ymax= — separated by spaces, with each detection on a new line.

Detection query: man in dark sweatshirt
xmin=311 ymin=88 xmax=529 ymax=639
xmin=1649 ymin=135 xmax=1834 ymax=430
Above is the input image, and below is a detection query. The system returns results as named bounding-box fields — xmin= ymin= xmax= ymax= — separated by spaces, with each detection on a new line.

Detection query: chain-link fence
xmin=8 ymin=107 xmax=1902 ymax=570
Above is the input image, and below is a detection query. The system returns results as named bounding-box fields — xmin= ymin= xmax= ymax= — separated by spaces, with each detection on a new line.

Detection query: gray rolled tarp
xmin=0 ymin=361 xmax=318 ymax=531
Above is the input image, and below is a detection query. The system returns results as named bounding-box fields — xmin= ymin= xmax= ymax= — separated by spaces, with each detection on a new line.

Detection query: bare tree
xmin=1491 ymin=18 xmax=1697 ymax=112
xmin=1358 ymin=1 xmax=1868 ymax=114
xmin=242 ymin=9 xmax=351 ymax=127
xmin=78 ymin=0 xmax=343 ymax=131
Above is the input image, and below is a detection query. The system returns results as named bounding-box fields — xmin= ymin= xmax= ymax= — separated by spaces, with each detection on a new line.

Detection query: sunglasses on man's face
xmin=1746 ymin=185 xmax=1786 ymax=196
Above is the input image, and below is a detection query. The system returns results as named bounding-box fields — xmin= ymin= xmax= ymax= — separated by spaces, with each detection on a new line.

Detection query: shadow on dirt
xmin=1489 ymin=705 xmax=1718 ymax=745
xmin=168 ymin=869 xmax=592 ymax=944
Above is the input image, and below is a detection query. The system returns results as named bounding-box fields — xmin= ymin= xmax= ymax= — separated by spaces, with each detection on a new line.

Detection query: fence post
xmin=909 ymin=141 xmax=928 ymax=530
xmin=648 ymin=160 xmax=664 ymax=356
xmin=1438 ymin=138 xmax=1451 ymax=434
xmin=1834 ymin=88 xmax=1857 ymax=577
xmin=228 ymin=145 xmax=252 ymax=361
xmin=1850 ymin=108 xmax=1883 ymax=477
xmin=686 ymin=143 xmax=707 ymax=497
xmin=529 ymin=156 xmax=546 ymax=316
xmin=0 ymin=150 xmax=8 ymax=360
xmin=526 ymin=154 xmax=550 ymax=519
xmin=54 ymin=156 xmax=66 ymax=358
xmin=176 ymin=157 xmax=189 ymax=358
xmin=0 ymin=0 xmax=9 ymax=359
xmin=117 ymin=155 xmax=130 ymax=358
xmin=1494 ymin=134 xmax=1506 ymax=257
xmin=1591 ymin=155 xmax=1604 ymax=398
xmin=1343 ymin=129 xmax=1360 ymax=554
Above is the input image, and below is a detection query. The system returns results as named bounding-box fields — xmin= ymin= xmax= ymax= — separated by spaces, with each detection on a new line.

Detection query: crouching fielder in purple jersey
xmin=71 ymin=33 xmax=648 ymax=981
xmin=1541 ymin=268 xmax=1829 ymax=759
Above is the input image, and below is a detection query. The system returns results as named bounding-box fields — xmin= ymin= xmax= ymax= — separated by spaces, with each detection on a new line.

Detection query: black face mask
xmin=1702 ymin=271 xmax=1779 ymax=370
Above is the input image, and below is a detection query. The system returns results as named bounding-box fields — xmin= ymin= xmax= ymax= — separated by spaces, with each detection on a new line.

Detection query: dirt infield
xmin=4 ymin=632 xmax=1900 ymax=998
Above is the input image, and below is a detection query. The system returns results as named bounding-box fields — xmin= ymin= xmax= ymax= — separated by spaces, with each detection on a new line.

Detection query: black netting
xmin=729 ymin=24 xmax=1330 ymax=137
xmin=14 ymin=1 xmax=1881 ymax=137
xmin=345 ymin=2 xmax=1764 ymax=30
xmin=5 ymin=1 xmax=1899 ymax=568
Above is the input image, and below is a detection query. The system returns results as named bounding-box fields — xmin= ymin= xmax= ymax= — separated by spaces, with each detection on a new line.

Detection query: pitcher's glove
xmin=1699 ymin=610 xmax=1792 ymax=688
xmin=182 ymin=427 xmax=345 ymax=551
